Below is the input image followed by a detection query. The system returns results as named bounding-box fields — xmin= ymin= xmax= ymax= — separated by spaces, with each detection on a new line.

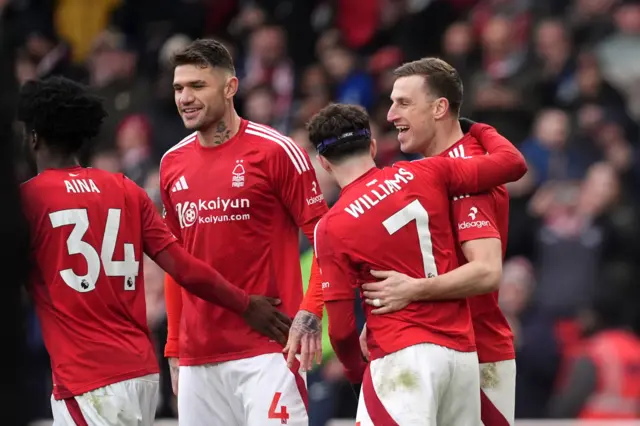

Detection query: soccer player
xmin=161 ymin=39 xmax=327 ymax=425
xmin=309 ymin=103 xmax=526 ymax=425
xmin=361 ymin=58 xmax=517 ymax=425
xmin=19 ymin=76 xmax=290 ymax=426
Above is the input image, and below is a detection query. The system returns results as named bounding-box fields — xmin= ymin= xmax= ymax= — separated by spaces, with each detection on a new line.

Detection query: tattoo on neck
xmin=213 ymin=121 xmax=232 ymax=145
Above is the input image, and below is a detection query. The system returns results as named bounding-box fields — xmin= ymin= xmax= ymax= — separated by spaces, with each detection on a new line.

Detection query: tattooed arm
xmin=286 ymin=310 xmax=322 ymax=370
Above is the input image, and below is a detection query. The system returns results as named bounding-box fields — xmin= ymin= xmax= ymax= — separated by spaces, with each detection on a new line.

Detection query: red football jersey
xmin=21 ymin=166 xmax=176 ymax=399
xmin=317 ymin=126 xmax=526 ymax=363
xmin=442 ymin=137 xmax=515 ymax=363
xmin=317 ymin=158 xmax=494 ymax=361
xmin=160 ymin=119 xmax=328 ymax=365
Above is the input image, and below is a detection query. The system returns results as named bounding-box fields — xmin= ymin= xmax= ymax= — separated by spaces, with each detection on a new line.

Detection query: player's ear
xmin=31 ymin=130 xmax=39 ymax=150
xmin=316 ymin=154 xmax=331 ymax=173
xmin=433 ymin=97 xmax=449 ymax=120
xmin=370 ymin=138 xmax=378 ymax=159
xmin=225 ymin=76 xmax=239 ymax=99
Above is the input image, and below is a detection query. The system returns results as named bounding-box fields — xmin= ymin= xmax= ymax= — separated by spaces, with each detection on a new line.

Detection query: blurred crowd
xmin=1 ymin=0 xmax=639 ymax=423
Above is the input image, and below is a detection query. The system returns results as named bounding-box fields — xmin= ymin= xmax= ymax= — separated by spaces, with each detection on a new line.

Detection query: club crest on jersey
xmin=232 ymin=160 xmax=245 ymax=188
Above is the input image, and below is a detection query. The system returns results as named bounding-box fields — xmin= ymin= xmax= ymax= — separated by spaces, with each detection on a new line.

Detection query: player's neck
xmin=198 ymin=109 xmax=241 ymax=148
xmin=422 ymin=119 xmax=464 ymax=158
xmin=332 ymin=156 xmax=377 ymax=189
xmin=37 ymin=153 xmax=80 ymax=173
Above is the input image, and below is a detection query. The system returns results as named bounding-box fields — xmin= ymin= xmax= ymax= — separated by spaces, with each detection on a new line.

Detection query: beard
xmin=195 ymin=109 xmax=226 ymax=132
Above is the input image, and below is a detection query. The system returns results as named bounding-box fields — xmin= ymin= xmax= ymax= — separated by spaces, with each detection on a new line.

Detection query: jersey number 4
xmin=383 ymin=199 xmax=438 ymax=278
xmin=268 ymin=392 xmax=289 ymax=424
xmin=49 ymin=208 xmax=139 ymax=293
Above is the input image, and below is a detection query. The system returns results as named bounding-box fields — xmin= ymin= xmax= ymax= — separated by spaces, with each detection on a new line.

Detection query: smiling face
xmin=387 ymin=75 xmax=438 ymax=154
xmin=386 ymin=58 xmax=463 ymax=156
xmin=173 ymin=64 xmax=235 ymax=131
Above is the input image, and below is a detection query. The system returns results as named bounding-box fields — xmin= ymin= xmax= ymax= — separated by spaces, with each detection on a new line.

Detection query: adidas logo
xmin=172 ymin=176 xmax=189 ymax=192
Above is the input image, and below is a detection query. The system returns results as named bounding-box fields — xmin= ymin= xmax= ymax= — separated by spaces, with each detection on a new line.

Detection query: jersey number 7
xmin=49 ymin=208 xmax=139 ymax=293
xmin=383 ymin=199 xmax=438 ymax=278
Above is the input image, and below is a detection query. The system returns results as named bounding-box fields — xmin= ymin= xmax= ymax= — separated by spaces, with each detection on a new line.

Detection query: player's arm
xmin=413 ymin=239 xmax=502 ymax=300
xmin=415 ymin=195 xmax=503 ymax=300
xmin=363 ymin=238 xmax=502 ymax=312
xmin=158 ymin=171 xmax=184 ymax=358
xmin=427 ymin=123 xmax=527 ymax=195
xmin=272 ymin=143 xmax=328 ymax=319
xmin=317 ymin=225 xmax=367 ymax=384
xmin=299 ymin=257 xmax=325 ymax=318
xmin=272 ymin=141 xmax=328 ymax=367
xmin=163 ymin=274 xmax=182 ymax=358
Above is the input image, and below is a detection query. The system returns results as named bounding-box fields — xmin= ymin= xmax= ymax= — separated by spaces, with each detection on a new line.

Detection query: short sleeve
xmin=315 ymin=218 xmax=356 ymax=302
xmin=451 ymin=192 xmax=501 ymax=244
xmin=158 ymin=164 xmax=182 ymax=244
xmin=271 ymin=137 xmax=328 ymax=227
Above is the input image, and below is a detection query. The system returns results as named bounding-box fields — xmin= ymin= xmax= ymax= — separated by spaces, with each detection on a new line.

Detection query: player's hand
xmin=362 ymin=270 xmax=418 ymax=314
xmin=243 ymin=296 xmax=292 ymax=345
xmin=168 ymin=357 xmax=179 ymax=396
xmin=359 ymin=324 xmax=369 ymax=361
xmin=283 ymin=310 xmax=322 ymax=372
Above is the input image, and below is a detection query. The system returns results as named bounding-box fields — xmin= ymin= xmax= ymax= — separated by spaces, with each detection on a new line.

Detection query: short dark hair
xmin=307 ymin=103 xmax=371 ymax=162
xmin=17 ymin=76 xmax=107 ymax=155
xmin=393 ymin=57 xmax=463 ymax=114
xmin=172 ymin=38 xmax=235 ymax=75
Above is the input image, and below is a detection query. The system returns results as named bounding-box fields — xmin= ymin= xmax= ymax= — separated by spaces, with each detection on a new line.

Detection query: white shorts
xmin=356 ymin=343 xmax=481 ymax=426
xmin=51 ymin=373 xmax=159 ymax=426
xmin=178 ymin=353 xmax=308 ymax=426
xmin=480 ymin=360 xmax=516 ymax=426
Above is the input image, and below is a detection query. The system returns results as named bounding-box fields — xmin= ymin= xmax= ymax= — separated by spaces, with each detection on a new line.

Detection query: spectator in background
xmin=549 ymin=264 xmax=640 ymax=419
xmin=244 ymin=84 xmax=280 ymax=131
xmin=19 ymin=29 xmax=86 ymax=81
xmin=441 ymin=21 xmax=477 ymax=89
xmin=470 ymin=0 xmax=532 ymax=49
xmin=520 ymin=108 xmax=588 ymax=185
xmin=115 ymin=114 xmax=154 ymax=186
xmin=468 ymin=15 xmax=539 ymax=143
xmin=321 ymin=44 xmax=374 ymax=111
xmin=145 ymin=34 xmax=193 ymax=160
xmin=292 ymin=64 xmax=332 ymax=128
xmin=568 ymin=52 xmax=631 ymax=124
xmin=596 ymin=0 xmax=640 ymax=118
xmin=88 ymin=29 xmax=150 ymax=154
xmin=242 ymin=24 xmax=294 ymax=125
xmin=534 ymin=18 xmax=576 ymax=108
xmin=499 ymin=257 xmax=560 ymax=419
xmin=529 ymin=162 xmax=639 ymax=318
xmin=569 ymin=0 xmax=617 ymax=47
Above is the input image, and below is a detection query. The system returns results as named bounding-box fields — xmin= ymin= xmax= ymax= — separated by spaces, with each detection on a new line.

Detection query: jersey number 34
xmin=49 ymin=208 xmax=139 ymax=293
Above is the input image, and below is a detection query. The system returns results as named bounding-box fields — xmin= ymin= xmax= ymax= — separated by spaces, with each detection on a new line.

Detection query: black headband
xmin=316 ymin=129 xmax=371 ymax=154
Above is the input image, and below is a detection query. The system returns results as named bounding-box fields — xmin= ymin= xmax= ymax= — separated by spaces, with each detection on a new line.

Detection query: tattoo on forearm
xmin=213 ymin=121 xmax=232 ymax=145
xmin=292 ymin=311 xmax=321 ymax=335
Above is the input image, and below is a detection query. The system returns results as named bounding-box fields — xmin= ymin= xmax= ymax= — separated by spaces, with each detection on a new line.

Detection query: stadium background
xmin=1 ymin=0 xmax=639 ymax=423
